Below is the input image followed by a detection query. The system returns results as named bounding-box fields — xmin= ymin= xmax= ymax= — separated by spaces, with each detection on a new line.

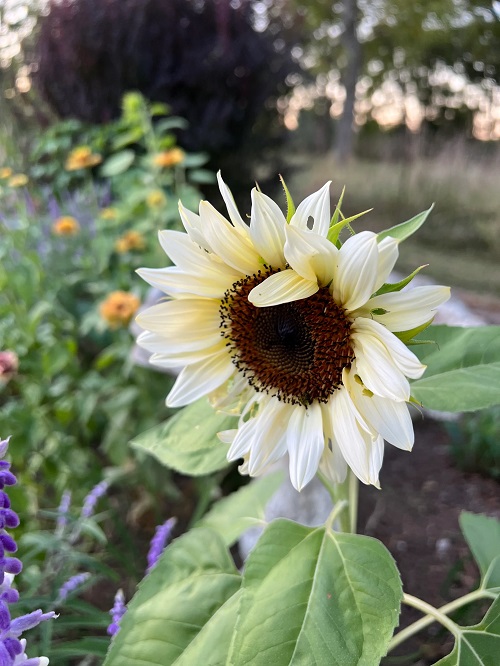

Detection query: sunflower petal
xmin=334 ymin=231 xmax=379 ymax=311
xmin=217 ymin=171 xmax=248 ymax=233
xmin=249 ymin=189 xmax=287 ymax=267
xmin=167 ymin=352 xmax=235 ymax=407
xmin=248 ymin=269 xmax=318 ymax=306
xmin=284 ymin=225 xmax=338 ymax=285
xmin=364 ymin=285 xmax=451 ymax=332
xmin=287 ymin=402 xmax=324 ymax=491
xmin=290 ymin=181 xmax=331 ymax=237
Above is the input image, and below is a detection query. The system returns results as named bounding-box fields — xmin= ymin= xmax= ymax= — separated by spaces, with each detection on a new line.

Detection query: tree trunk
xmin=335 ymin=0 xmax=362 ymax=160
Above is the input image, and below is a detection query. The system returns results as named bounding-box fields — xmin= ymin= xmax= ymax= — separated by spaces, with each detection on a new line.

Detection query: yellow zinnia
xmin=115 ymin=231 xmax=146 ymax=253
xmin=152 ymin=148 xmax=185 ymax=168
xmin=8 ymin=174 xmax=28 ymax=188
xmin=65 ymin=146 xmax=102 ymax=171
xmin=0 ymin=168 xmax=13 ymax=179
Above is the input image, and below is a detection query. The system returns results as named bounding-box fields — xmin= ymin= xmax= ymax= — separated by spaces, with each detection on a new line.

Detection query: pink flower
xmin=0 ymin=353 xmax=18 ymax=383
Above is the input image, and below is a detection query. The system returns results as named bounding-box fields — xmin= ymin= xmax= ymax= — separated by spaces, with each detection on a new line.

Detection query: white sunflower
xmin=136 ymin=174 xmax=450 ymax=491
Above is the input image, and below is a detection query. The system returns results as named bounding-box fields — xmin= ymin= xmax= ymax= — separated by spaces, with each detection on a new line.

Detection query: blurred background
xmin=1 ymin=1 xmax=500 ymax=664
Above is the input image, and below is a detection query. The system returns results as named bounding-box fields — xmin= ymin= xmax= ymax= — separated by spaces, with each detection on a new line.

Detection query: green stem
xmin=325 ymin=500 xmax=348 ymax=532
xmin=348 ymin=471 xmax=358 ymax=533
xmin=388 ymin=589 xmax=494 ymax=651
xmin=319 ymin=472 xmax=351 ymax=533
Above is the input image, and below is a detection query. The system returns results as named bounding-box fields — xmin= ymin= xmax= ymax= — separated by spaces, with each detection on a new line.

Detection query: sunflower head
xmin=136 ymin=174 xmax=450 ymax=491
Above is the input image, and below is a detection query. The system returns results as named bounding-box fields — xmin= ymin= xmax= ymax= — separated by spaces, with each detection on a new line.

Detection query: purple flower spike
xmin=81 ymin=481 xmax=109 ymax=519
xmin=55 ymin=491 xmax=71 ymax=535
xmin=57 ymin=573 xmax=91 ymax=602
xmin=107 ymin=589 xmax=126 ymax=637
xmin=146 ymin=518 xmax=176 ymax=574
xmin=0 ymin=437 xmax=55 ymax=663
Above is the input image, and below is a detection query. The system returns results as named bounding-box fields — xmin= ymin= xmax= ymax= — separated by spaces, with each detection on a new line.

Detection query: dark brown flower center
xmin=219 ymin=268 xmax=354 ymax=405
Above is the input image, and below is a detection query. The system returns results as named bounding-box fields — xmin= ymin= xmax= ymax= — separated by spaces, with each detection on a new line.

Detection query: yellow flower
xmin=100 ymin=291 xmax=140 ymax=329
xmin=52 ymin=216 xmax=80 ymax=236
xmin=152 ymin=148 xmax=185 ymax=168
xmin=8 ymin=174 xmax=28 ymax=187
xmin=65 ymin=146 xmax=102 ymax=171
xmin=0 ymin=168 xmax=13 ymax=179
xmin=115 ymin=230 xmax=146 ymax=253
xmin=146 ymin=189 xmax=167 ymax=208
xmin=100 ymin=207 xmax=118 ymax=220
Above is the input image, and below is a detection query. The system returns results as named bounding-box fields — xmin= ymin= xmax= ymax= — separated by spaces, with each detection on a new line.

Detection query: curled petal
xmin=290 ymin=181 xmax=331 ymax=237
xmin=249 ymin=269 xmax=318 ymax=306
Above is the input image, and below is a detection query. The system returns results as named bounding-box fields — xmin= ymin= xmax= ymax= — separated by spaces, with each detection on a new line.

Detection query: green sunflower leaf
xmin=432 ymin=596 xmax=500 ymax=666
xmin=410 ymin=325 xmax=500 ymax=412
xmin=280 ymin=175 xmax=296 ymax=222
xmin=130 ymin=398 xmax=237 ymax=475
xmin=460 ymin=513 xmax=500 ymax=592
xmin=228 ymin=519 xmax=402 ymax=666
xmin=196 ymin=472 xmax=283 ymax=546
xmin=103 ymin=527 xmax=241 ymax=666
xmin=378 ymin=204 xmax=434 ymax=242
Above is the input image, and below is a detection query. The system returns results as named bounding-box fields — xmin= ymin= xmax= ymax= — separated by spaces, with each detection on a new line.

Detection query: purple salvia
xmin=107 ymin=589 xmax=126 ymax=637
xmin=81 ymin=480 xmax=109 ymax=519
xmin=0 ymin=437 xmax=56 ymax=664
xmin=55 ymin=491 xmax=71 ymax=536
xmin=57 ymin=572 xmax=91 ymax=602
xmin=146 ymin=518 xmax=176 ymax=574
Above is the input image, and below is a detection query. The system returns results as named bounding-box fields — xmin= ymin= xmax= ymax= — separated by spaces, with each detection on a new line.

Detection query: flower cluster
xmin=0 ymin=437 xmax=56 ymax=665
xmin=137 ymin=174 xmax=450 ymax=491
xmin=115 ymin=231 xmax=146 ymax=254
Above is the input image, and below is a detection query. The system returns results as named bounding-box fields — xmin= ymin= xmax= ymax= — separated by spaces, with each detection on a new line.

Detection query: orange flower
xmin=52 ymin=216 xmax=80 ymax=236
xmin=99 ymin=291 xmax=140 ymax=329
xmin=8 ymin=174 xmax=28 ymax=187
xmin=115 ymin=230 xmax=146 ymax=253
xmin=152 ymin=148 xmax=185 ymax=168
xmin=146 ymin=189 xmax=167 ymax=208
xmin=100 ymin=207 xmax=118 ymax=220
xmin=0 ymin=168 xmax=13 ymax=179
xmin=65 ymin=146 xmax=102 ymax=171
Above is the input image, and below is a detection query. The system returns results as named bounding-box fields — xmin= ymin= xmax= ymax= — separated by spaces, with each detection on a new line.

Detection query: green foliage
xmin=377 ymin=205 xmax=434 ymax=243
xmin=131 ymin=398 xmax=237 ymax=476
xmin=411 ymin=326 xmax=500 ymax=412
xmin=447 ymin=407 xmax=500 ymax=481
xmin=460 ymin=513 xmax=500 ymax=593
xmin=104 ymin=519 xmax=403 ymax=666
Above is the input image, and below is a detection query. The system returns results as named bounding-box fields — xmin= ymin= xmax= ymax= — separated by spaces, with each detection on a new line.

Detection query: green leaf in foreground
xmin=131 ymin=398 xmax=237 ymax=475
xmin=433 ymin=596 xmax=500 ymax=666
xmin=411 ymin=326 xmax=500 ymax=412
xmin=377 ymin=204 xmax=434 ymax=242
xmin=103 ymin=528 xmax=241 ymax=666
xmin=460 ymin=513 xmax=500 ymax=591
xmin=196 ymin=472 xmax=283 ymax=546
xmin=229 ymin=519 xmax=402 ymax=666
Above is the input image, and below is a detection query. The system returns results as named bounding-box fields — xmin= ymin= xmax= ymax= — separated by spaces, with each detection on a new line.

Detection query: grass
xmin=286 ymin=152 xmax=500 ymax=295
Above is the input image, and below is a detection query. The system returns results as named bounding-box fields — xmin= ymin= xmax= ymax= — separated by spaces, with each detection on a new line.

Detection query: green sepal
xmin=394 ymin=319 xmax=435 ymax=345
xmin=377 ymin=204 xmax=434 ymax=242
xmin=373 ymin=265 xmax=428 ymax=296
xmin=279 ymin=175 xmax=296 ymax=222
xmin=327 ymin=207 xmax=373 ymax=246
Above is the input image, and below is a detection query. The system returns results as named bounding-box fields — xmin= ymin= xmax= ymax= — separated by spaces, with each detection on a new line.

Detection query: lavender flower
xmin=146 ymin=518 xmax=176 ymax=574
xmin=55 ymin=491 xmax=71 ymax=536
xmin=108 ymin=516 xmax=176 ymax=636
xmin=0 ymin=437 xmax=56 ymax=664
xmin=57 ymin=573 xmax=90 ymax=603
xmin=107 ymin=589 xmax=126 ymax=637
xmin=81 ymin=481 xmax=109 ymax=520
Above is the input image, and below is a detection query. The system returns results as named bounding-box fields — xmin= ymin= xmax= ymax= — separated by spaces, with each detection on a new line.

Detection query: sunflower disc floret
xmin=136 ymin=174 xmax=450 ymax=491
